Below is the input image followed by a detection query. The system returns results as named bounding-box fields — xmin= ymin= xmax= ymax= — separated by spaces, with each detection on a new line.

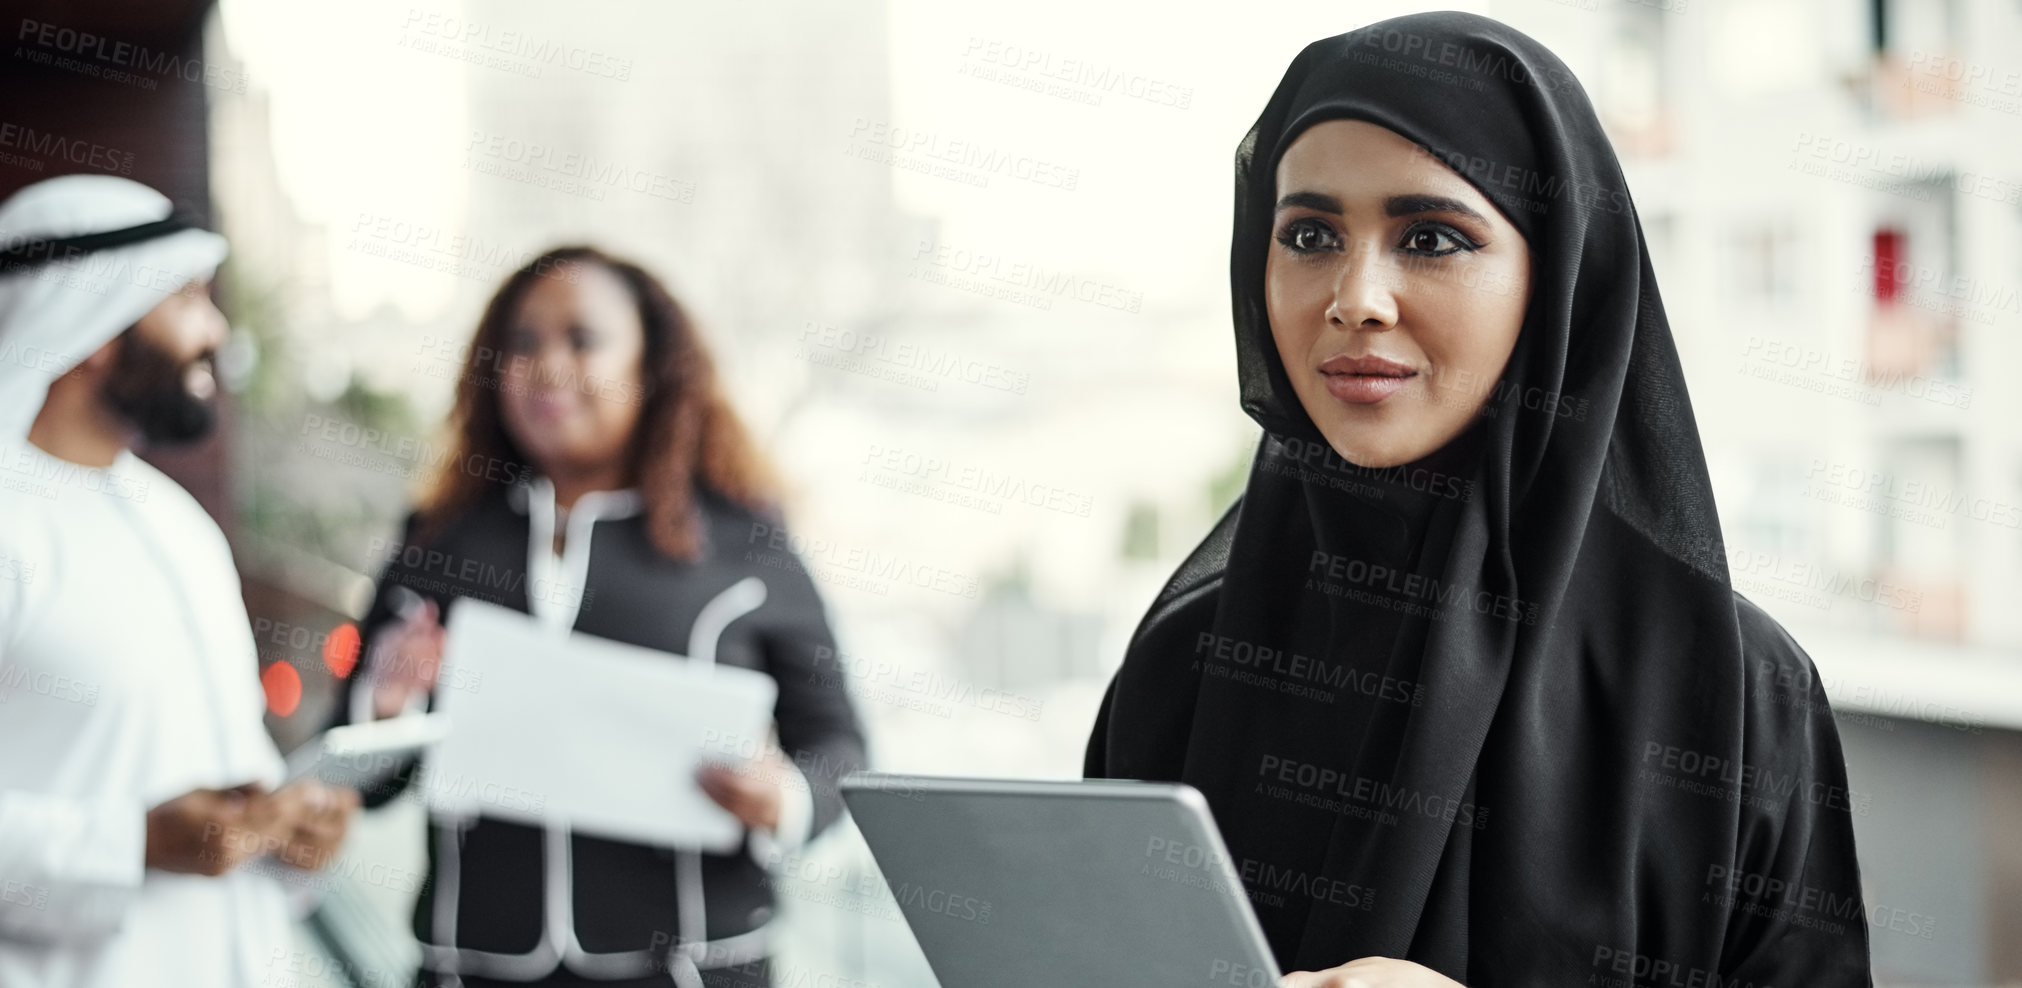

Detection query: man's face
xmin=101 ymin=279 xmax=229 ymax=445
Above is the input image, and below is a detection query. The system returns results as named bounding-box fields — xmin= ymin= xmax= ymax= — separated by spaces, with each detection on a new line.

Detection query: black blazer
xmin=328 ymin=482 xmax=865 ymax=981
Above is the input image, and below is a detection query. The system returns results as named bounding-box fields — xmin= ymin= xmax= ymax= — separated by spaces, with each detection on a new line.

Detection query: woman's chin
xmin=1313 ymin=428 xmax=1419 ymax=470
xmin=1314 ymin=414 xmax=1483 ymax=470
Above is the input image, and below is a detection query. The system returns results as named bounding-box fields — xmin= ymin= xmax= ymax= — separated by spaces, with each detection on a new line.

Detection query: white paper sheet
xmin=422 ymin=598 xmax=780 ymax=851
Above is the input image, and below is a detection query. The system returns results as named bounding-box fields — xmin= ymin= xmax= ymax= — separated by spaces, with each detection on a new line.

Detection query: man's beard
xmin=100 ymin=329 xmax=217 ymax=445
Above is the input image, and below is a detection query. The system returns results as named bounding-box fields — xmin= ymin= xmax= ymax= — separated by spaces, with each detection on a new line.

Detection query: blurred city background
xmin=6 ymin=0 xmax=2020 ymax=983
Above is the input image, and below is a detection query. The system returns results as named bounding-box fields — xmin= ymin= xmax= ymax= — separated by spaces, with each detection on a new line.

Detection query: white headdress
xmin=0 ymin=174 xmax=229 ymax=443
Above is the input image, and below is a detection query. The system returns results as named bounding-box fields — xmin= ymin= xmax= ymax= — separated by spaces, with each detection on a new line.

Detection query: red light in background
xmin=262 ymin=662 xmax=302 ymax=717
xmin=1873 ymin=228 xmax=1903 ymax=303
xmin=324 ymin=622 xmax=361 ymax=679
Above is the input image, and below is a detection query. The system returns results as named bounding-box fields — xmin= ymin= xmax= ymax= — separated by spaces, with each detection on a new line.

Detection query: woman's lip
xmin=525 ymin=394 xmax=573 ymax=416
xmin=1318 ymin=353 xmax=1416 ymax=376
xmin=1322 ymin=370 xmax=1415 ymax=404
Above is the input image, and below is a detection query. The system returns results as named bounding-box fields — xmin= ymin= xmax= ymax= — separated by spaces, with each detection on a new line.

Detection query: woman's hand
xmin=370 ymin=597 xmax=444 ymax=718
xmin=1280 ymin=958 xmax=1465 ymax=987
xmin=695 ymin=745 xmax=795 ymax=833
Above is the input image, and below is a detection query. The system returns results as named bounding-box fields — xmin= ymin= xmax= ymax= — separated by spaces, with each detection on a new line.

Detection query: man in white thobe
xmin=0 ymin=175 xmax=358 ymax=988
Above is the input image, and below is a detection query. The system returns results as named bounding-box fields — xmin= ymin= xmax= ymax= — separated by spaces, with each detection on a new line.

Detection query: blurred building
xmin=1514 ymin=0 xmax=2022 ymax=980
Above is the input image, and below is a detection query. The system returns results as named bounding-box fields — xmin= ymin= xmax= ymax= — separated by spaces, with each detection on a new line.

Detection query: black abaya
xmin=1085 ymin=11 xmax=1872 ymax=985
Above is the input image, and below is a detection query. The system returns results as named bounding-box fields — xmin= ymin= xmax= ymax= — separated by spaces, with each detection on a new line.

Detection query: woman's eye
xmin=1400 ymin=223 xmax=1476 ymax=257
xmin=569 ymin=328 xmax=599 ymax=351
xmin=1275 ymin=218 xmax=1340 ymax=254
xmin=505 ymin=329 xmax=539 ymax=354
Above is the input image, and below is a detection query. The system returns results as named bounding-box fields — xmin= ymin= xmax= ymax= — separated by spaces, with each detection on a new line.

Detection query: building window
xmin=1729 ymin=219 xmax=1800 ymax=313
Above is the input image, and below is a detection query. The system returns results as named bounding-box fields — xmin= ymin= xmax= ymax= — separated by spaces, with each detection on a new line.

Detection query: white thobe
xmin=0 ymin=443 xmax=294 ymax=988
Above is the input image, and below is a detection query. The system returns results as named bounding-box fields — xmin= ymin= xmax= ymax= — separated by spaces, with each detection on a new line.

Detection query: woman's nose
xmin=1325 ymin=242 xmax=1400 ymax=330
xmin=531 ymin=341 xmax=576 ymax=382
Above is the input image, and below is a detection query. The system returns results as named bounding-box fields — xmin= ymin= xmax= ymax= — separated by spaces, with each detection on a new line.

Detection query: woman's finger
xmin=696 ymin=764 xmax=741 ymax=802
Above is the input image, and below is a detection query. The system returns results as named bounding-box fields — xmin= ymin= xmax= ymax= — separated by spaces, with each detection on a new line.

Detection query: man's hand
xmin=695 ymin=746 xmax=798 ymax=833
xmin=271 ymin=781 xmax=361 ymax=871
xmin=144 ymin=784 xmax=300 ymax=876
xmin=1280 ymin=957 xmax=1466 ymax=987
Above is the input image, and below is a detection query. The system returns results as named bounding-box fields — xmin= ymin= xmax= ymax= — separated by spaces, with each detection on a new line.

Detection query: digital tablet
xmin=839 ymin=773 xmax=1281 ymax=988
xmin=283 ymin=712 xmax=451 ymax=788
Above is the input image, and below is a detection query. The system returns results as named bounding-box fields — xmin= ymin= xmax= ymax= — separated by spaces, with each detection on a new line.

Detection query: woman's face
xmin=1265 ymin=118 xmax=1532 ymax=467
xmin=496 ymin=261 xmax=648 ymax=478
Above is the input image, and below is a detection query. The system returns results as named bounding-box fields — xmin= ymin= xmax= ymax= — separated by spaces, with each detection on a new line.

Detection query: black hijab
xmin=1087 ymin=12 xmax=1872 ymax=985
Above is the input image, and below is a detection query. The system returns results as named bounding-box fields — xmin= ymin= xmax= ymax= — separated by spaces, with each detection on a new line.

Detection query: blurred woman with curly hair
xmin=331 ymin=245 xmax=863 ymax=988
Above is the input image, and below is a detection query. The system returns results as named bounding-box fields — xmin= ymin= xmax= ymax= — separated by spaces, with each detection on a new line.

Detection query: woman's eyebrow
xmin=1274 ymin=190 xmax=1340 ymax=214
xmin=1386 ymin=194 xmax=1487 ymax=224
xmin=1274 ymin=190 xmax=1490 ymax=226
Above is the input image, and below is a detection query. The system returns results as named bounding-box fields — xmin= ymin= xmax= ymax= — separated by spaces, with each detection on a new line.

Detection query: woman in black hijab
xmin=1085 ymin=12 xmax=1871 ymax=986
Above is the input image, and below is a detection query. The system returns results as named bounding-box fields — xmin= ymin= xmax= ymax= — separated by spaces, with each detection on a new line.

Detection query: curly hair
xmin=416 ymin=245 xmax=782 ymax=560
